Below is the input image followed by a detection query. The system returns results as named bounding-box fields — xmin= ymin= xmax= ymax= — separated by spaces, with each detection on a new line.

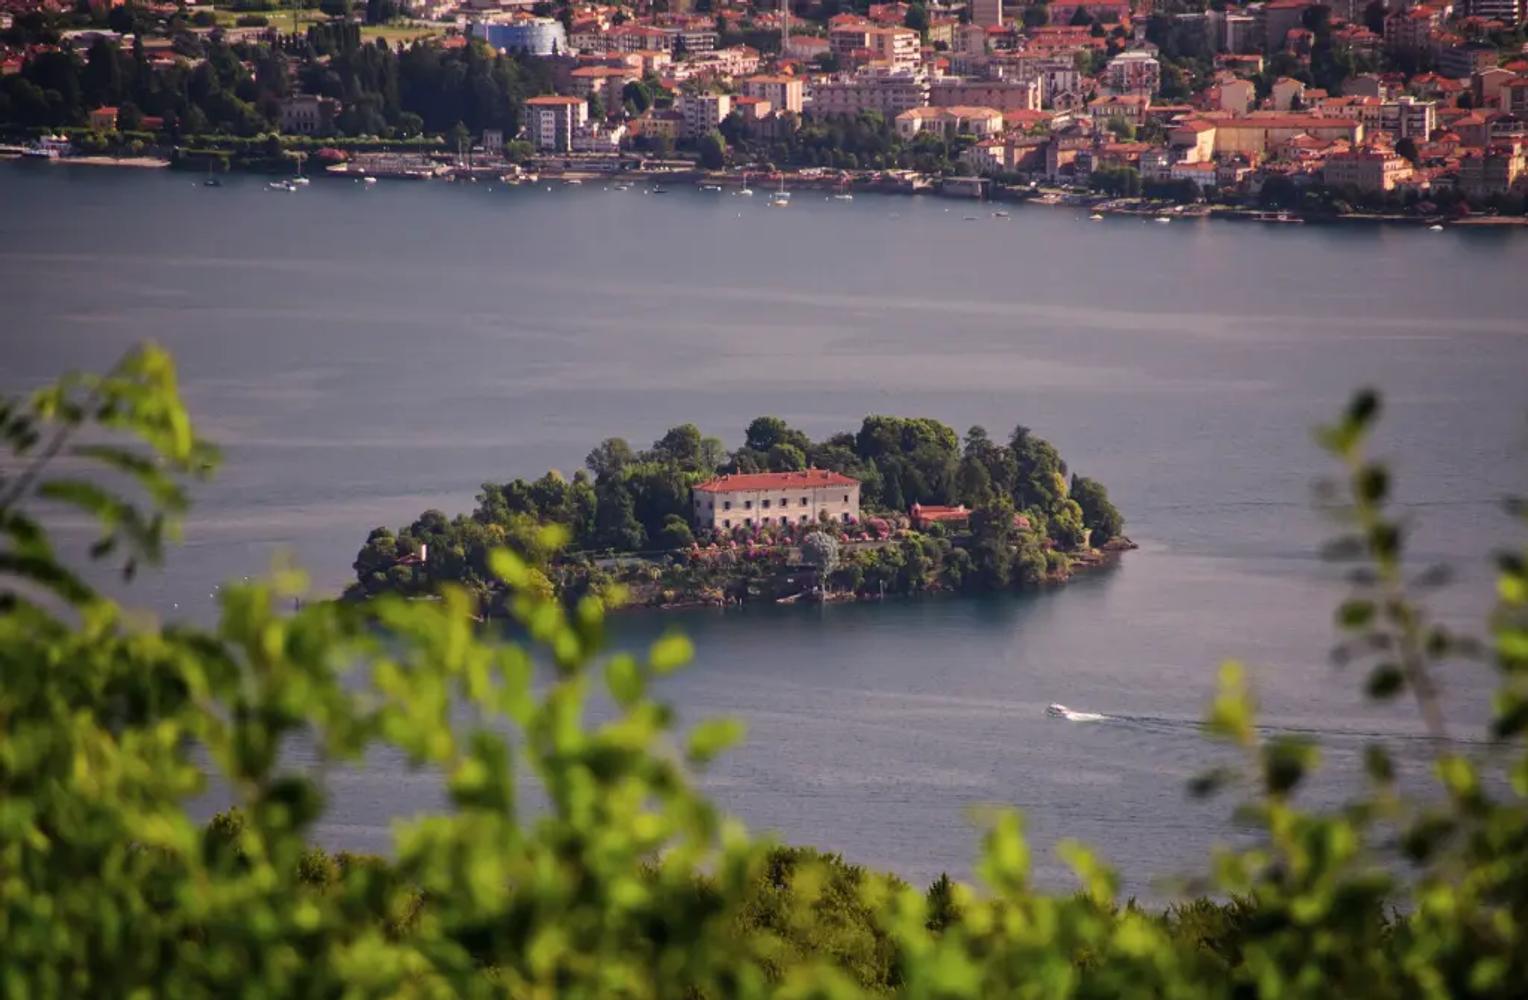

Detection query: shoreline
xmin=638 ymin=538 xmax=1136 ymax=614
xmin=6 ymin=152 xmax=1516 ymax=229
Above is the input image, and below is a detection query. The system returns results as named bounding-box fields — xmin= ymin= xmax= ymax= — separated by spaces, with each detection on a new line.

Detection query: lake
xmin=3 ymin=163 xmax=1525 ymax=896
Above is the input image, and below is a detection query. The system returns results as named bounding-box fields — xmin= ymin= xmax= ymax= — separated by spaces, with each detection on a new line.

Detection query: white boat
xmin=1154 ymin=216 xmax=1171 ymax=223
xmin=612 ymin=182 xmax=632 ymax=191
xmin=363 ymin=176 xmax=377 ymax=185
xmin=992 ymin=210 xmax=1008 ymax=218
xmin=290 ymin=176 xmax=310 ymax=186
xmin=564 ymin=178 xmax=582 ymax=185
xmin=1428 ymin=223 xmax=1444 ymax=231
xmin=700 ymin=183 xmax=722 ymax=192
xmin=769 ymin=176 xmax=790 ymax=205
xmin=22 ymin=135 xmax=71 ymax=159
xmin=833 ymin=192 xmax=854 ymax=201
xmin=1045 ymin=703 xmax=1069 ymax=718
xmin=1089 ymin=213 xmax=1104 ymax=221
xmin=268 ymin=180 xmax=297 ymax=192
xmin=738 ymin=187 xmax=754 ymax=196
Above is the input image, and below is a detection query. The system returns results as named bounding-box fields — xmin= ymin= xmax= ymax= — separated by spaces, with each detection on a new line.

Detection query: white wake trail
xmin=1046 ymin=703 xmax=1107 ymax=722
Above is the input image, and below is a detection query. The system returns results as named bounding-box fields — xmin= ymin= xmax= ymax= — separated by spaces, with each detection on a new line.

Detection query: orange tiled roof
xmin=695 ymin=470 xmax=860 ymax=493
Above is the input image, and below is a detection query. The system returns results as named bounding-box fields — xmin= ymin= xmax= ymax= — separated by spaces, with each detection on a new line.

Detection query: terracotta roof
xmin=695 ymin=469 xmax=860 ymax=493
xmin=1224 ymin=115 xmax=1359 ymax=129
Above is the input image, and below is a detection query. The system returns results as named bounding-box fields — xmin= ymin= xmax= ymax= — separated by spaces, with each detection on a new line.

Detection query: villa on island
xmin=692 ymin=470 xmax=860 ymax=532
xmin=909 ymin=503 xmax=972 ymax=530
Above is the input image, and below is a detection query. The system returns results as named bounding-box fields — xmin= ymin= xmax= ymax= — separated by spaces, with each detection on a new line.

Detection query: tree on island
xmin=1070 ymin=474 xmax=1123 ymax=543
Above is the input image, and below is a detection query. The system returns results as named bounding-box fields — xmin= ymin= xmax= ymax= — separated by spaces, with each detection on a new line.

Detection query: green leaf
xmin=1336 ymin=599 xmax=1374 ymax=629
xmin=687 ymin=717 xmax=744 ymax=764
xmin=71 ymin=443 xmax=188 ymax=512
xmin=605 ymin=654 xmax=644 ymax=708
xmin=648 ymin=632 xmax=693 ymax=675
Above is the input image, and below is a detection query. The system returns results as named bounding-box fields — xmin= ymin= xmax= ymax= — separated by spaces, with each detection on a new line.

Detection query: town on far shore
xmin=2 ymin=0 xmax=1526 ymax=221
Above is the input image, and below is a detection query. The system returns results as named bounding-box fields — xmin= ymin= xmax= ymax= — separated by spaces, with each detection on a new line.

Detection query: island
xmin=348 ymin=415 xmax=1131 ymax=613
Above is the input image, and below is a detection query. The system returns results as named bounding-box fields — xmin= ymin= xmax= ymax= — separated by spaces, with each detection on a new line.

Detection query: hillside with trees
xmin=0 ymin=17 xmax=554 ymax=141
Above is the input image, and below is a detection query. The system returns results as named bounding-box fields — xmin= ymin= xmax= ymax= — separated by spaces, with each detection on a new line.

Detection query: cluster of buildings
xmin=5 ymin=0 xmax=1524 ymax=202
xmin=441 ymin=0 xmax=1526 ymax=201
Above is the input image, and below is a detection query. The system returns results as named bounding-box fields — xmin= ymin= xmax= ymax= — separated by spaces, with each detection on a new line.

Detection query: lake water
xmin=3 ymin=164 xmax=1526 ymax=897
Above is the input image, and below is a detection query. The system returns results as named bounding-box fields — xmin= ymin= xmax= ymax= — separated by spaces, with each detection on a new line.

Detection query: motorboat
xmin=700 ymin=183 xmax=722 ymax=192
xmin=1089 ymin=213 xmax=1104 ymax=221
xmin=268 ymin=180 xmax=297 ymax=192
xmin=991 ymin=210 xmax=1008 ymax=218
xmin=1045 ymin=703 xmax=1069 ymax=718
xmin=1154 ymin=215 xmax=1171 ymax=223
xmin=23 ymin=135 xmax=71 ymax=159
xmin=363 ymin=176 xmax=377 ymax=185
xmin=1428 ymin=223 xmax=1444 ymax=231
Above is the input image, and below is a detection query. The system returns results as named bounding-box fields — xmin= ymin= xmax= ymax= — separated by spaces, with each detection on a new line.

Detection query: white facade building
xmin=692 ymin=470 xmax=861 ymax=532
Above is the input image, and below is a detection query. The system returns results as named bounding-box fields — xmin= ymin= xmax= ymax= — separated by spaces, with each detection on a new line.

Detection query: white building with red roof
xmin=692 ymin=470 xmax=861 ymax=532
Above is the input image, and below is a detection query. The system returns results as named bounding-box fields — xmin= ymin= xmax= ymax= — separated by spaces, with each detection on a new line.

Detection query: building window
xmin=842 ymin=513 xmax=851 ymax=522
xmin=799 ymin=515 xmax=808 ymax=523
xmin=724 ymin=519 xmax=731 ymax=528
xmin=745 ymin=518 xmax=753 ymax=527
xmin=762 ymin=499 xmax=771 ymax=509
xmin=800 ymin=497 xmax=808 ymax=506
xmin=723 ymin=501 xmax=732 ymax=510
xmin=843 ymin=494 xmax=849 ymax=502
xmin=744 ymin=500 xmax=752 ymax=510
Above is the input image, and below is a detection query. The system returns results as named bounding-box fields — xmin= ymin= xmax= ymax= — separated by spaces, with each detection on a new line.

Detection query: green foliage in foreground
xmin=3 ymin=345 xmax=1528 ymax=997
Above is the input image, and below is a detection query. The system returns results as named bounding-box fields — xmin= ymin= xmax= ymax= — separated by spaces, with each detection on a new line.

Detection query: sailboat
xmin=769 ymin=175 xmax=790 ymax=207
xmin=832 ymin=176 xmax=853 ymax=201
xmin=738 ymin=171 xmax=754 ymax=196
xmin=203 ymin=158 xmax=222 ymax=186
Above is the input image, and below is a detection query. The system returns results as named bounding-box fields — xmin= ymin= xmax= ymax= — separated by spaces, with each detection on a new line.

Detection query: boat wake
xmin=1046 ymin=703 xmax=1107 ymax=722
xmin=1042 ymin=705 xmax=1496 ymax=748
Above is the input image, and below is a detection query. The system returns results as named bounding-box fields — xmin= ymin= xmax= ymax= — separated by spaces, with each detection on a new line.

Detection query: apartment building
xmin=810 ymin=69 xmax=930 ymax=116
xmin=524 ymin=95 xmax=589 ymax=151
xmin=681 ymin=92 xmax=731 ymax=138
xmin=930 ymin=76 xmax=1041 ymax=113
xmin=1105 ymin=50 xmax=1161 ymax=96
xmin=1322 ymin=146 xmax=1414 ymax=191
xmin=739 ymin=74 xmax=805 ymax=114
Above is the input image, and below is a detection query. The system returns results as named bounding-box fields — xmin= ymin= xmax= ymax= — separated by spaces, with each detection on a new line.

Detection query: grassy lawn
xmin=207 ymin=5 xmax=444 ymax=42
xmin=361 ymin=22 xmax=445 ymax=44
